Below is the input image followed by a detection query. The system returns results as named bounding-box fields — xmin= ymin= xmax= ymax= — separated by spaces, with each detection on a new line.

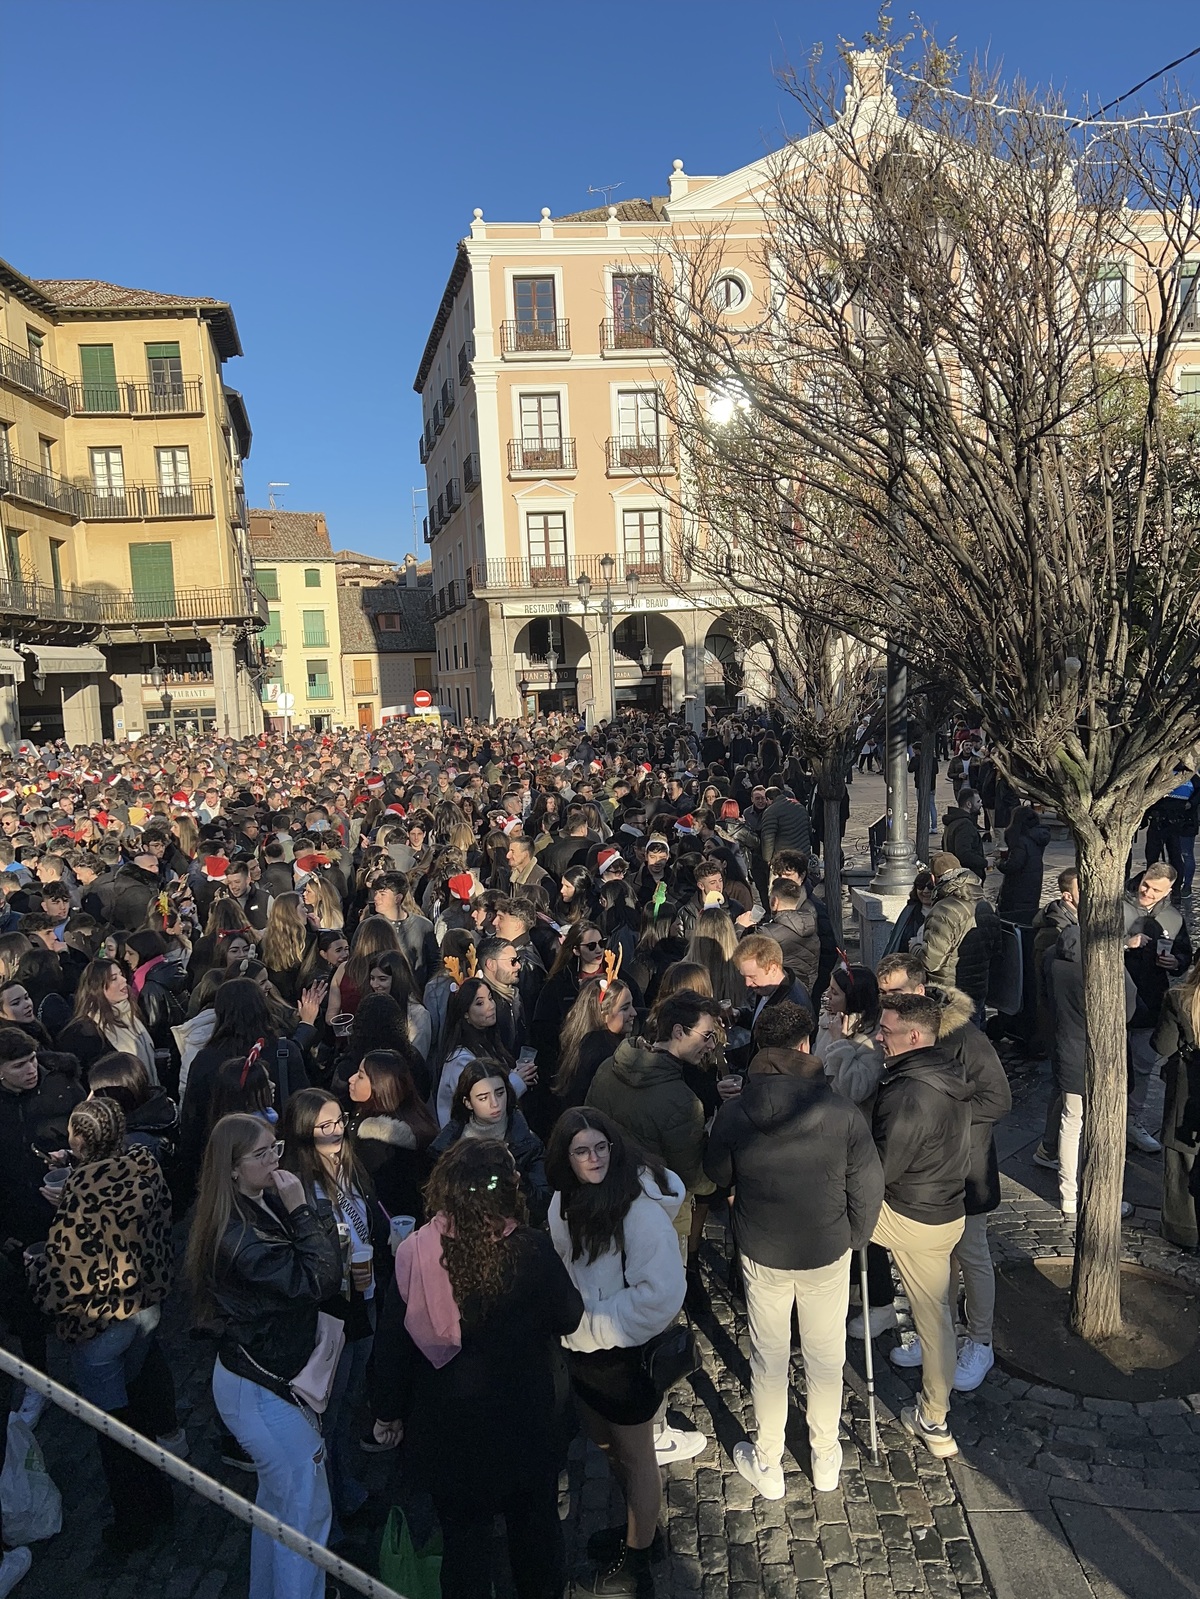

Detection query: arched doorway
xmin=612 ymin=612 xmax=686 ymax=712
xmin=513 ymin=614 xmax=592 ymax=716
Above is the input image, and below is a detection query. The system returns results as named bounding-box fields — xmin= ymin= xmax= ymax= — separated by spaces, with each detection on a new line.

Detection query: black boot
xmin=574 ymin=1543 xmax=655 ymax=1599
xmin=586 ymin=1525 xmax=665 ymax=1566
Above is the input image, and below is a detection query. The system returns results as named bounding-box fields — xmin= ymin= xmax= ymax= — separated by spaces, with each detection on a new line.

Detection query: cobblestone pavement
xmin=14 ymin=775 xmax=1200 ymax=1598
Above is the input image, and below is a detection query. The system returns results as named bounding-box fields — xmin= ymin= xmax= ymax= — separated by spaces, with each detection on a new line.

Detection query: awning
xmin=0 ymin=649 xmax=25 ymax=682
xmin=22 ymin=644 xmax=106 ymax=676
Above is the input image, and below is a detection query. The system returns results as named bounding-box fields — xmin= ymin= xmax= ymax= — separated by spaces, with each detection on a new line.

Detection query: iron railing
xmin=433 ymin=399 xmax=444 ymax=435
xmin=508 ymin=437 xmax=576 ymax=473
xmin=423 ymin=514 xmax=432 ymax=544
xmin=349 ymin=675 xmax=379 ymax=697
xmin=418 ymin=431 xmax=430 ymax=463
xmin=605 ymin=434 xmax=677 ymax=472
xmin=441 ymin=377 xmax=455 ymax=415
xmin=600 ymin=316 xmax=661 ymax=351
xmin=470 ymin=553 xmax=693 ymax=592
xmin=301 ymin=627 xmax=329 ymax=648
xmin=464 ymin=452 xmax=481 ymax=491
xmin=423 ymin=417 xmax=436 ymax=455
xmin=458 ymin=338 xmax=475 ymax=384
xmin=306 ymin=678 xmax=334 ymax=700
xmin=0 ymin=455 xmax=82 ymax=516
xmin=445 ymin=476 xmax=461 ymax=513
xmin=500 ymin=318 xmax=570 ymax=355
xmin=70 ymin=379 xmax=203 ymax=416
xmin=0 ymin=339 xmax=71 ymax=410
xmin=83 ymin=481 xmax=215 ymax=519
xmin=0 ymin=579 xmax=261 ymax=625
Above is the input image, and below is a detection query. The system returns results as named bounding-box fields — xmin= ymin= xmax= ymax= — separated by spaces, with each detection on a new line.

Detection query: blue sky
xmin=2 ymin=1 xmax=1195 ymax=558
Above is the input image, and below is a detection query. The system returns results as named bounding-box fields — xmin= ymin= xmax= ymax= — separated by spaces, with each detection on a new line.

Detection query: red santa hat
xmin=365 ymin=776 xmax=385 ymax=794
xmin=203 ymin=856 xmax=229 ymax=880
xmin=639 ymin=762 xmax=653 ymax=774
xmin=448 ymin=872 xmax=475 ymax=902
xmin=674 ymin=814 xmax=697 ymax=835
xmin=597 ymin=847 xmax=624 ymax=876
xmin=0 ymin=788 xmax=15 ymax=805
xmin=46 ymin=771 xmax=61 ymax=782
xmin=170 ymin=791 xmax=191 ymax=808
xmin=500 ymin=816 xmax=522 ymax=836
xmin=384 ymin=802 xmax=407 ymax=819
xmin=550 ymin=754 xmax=566 ymax=768
xmin=294 ymin=852 xmax=325 ymax=876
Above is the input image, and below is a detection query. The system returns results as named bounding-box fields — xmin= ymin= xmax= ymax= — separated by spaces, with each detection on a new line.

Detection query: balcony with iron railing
xmin=0 ymin=575 xmax=264 ymax=627
xmin=0 ymin=340 xmax=71 ymax=410
xmin=458 ymin=339 xmax=475 ymax=384
xmin=600 ymin=316 xmax=662 ymax=353
xmin=418 ymin=431 xmax=430 ymax=464
xmin=464 ymin=452 xmax=481 ymax=491
xmin=432 ymin=399 xmax=444 ymax=436
xmin=445 ymin=477 xmax=461 ymax=513
xmin=70 ymin=379 xmax=203 ymax=416
xmin=306 ymin=678 xmax=334 ymax=701
xmin=441 ymin=378 xmax=455 ymax=415
xmin=469 ymin=552 xmax=693 ymax=593
xmin=500 ymin=319 xmax=571 ymax=357
xmin=261 ymin=623 xmax=286 ymax=650
xmin=0 ymin=455 xmax=83 ymax=517
xmin=423 ymin=417 xmax=436 ymax=455
xmin=84 ymin=481 xmax=215 ymax=520
xmin=349 ymin=675 xmax=379 ymax=697
xmin=423 ymin=514 xmax=432 ymax=544
xmin=301 ymin=625 xmax=329 ymax=649
xmin=507 ymin=437 xmax=577 ymax=475
xmin=605 ymin=434 xmax=677 ymax=473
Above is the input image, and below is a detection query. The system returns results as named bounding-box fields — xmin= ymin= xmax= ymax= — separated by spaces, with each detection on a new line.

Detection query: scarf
xmin=394 ymin=1211 xmax=517 ymax=1368
xmin=103 ymin=1000 xmax=159 ymax=1085
xmin=131 ymin=955 xmax=166 ymax=997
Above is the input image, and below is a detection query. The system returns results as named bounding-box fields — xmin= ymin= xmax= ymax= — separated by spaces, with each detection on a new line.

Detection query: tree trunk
xmin=915 ymin=732 xmax=937 ymax=865
xmin=823 ymin=792 xmax=846 ymax=945
xmin=1070 ymin=828 xmax=1136 ymax=1341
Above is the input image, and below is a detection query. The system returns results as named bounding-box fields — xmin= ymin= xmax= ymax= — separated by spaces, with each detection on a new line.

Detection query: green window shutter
xmin=129 ymin=542 xmax=176 ymax=619
xmin=79 ymin=344 xmax=119 ymax=412
xmin=304 ymin=568 xmax=321 ymax=587
xmin=144 ymin=342 xmax=181 ymax=360
xmin=302 ymin=609 xmax=328 ymax=647
xmin=255 ymin=568 xmax=279 ymax=600
xmin=262 ymin=610 xmax=281 ymax=647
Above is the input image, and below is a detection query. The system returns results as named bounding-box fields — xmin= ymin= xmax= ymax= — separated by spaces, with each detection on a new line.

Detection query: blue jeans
xmin=70 ymin=1304 xmax=160 ymax=1409
xmin=213 ymin=1359 xmax=331 ymax=1599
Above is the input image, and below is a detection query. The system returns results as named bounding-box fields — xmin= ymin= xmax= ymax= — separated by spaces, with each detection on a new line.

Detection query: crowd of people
xmin=0 ymin=708 xmax=1191 ymax=1599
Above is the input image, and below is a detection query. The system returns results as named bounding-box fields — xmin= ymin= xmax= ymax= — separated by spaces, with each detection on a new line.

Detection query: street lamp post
xmin=600 ymin=553 xmax=617 ymax=723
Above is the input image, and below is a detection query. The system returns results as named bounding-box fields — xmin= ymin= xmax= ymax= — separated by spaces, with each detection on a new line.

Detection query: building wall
xmin=258 ymin=558 xmax=346 ymax=727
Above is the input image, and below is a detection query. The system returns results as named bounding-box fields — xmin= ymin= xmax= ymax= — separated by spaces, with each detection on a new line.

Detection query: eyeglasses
xmin=245 ymin=1140 xmax=284 ymax=1163
xmin=571 ymin=1140 xmax=610 ymax=1161
xmin=314 ymin=1116 xmax=345 ymax=1136
xmin=578 ymin=940 xmax=602 ymax=952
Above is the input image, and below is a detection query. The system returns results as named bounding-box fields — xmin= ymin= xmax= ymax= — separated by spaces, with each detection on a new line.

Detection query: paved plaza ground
xmin=13 ymin=768 xmax=1200 ymax=1599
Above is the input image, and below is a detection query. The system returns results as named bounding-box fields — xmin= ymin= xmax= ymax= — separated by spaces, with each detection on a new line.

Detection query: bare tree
xmin=656 ymin=35 xmax=1200 ymax=1339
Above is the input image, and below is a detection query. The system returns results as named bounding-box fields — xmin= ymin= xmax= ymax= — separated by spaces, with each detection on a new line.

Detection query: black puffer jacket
xmin=213 ymin=1191 xmax=343 ymax=1388
xmin=0 ymin=1066 xmax=86 ymax=1246
xmin=871 ymin=1044 xmax=973 ymax=1225
xmin=758 ymin=795 xmax=812 ymax=863
xmin=1049 ymin=924 xmax=1137 ymax=1097
xmin=995 ymin=817 xmax=1052 ymax=924
xmin=754 ymin=907 xmax=820 ymax=994
xmin=104 ymin=862 xmax=163 ymax=932
xmin=429 ymin=1110 xmax=550 ymax=1222
xmin=941 ymin=806 xmax=988 ymax=883
xmin=135 ymin=961 xmax=190 ymax=1052
xmin=928 ymin=985 xmax=1012 ymax=1214
xmin=704 ymin=1054 xmax=883 ymax=1271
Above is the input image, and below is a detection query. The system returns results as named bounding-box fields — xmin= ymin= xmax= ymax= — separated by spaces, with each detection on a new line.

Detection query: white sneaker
xmin=15 ymin=1390 xmax=47 ymax=1429
xmin=810 ymin=1442 xmax=843 ymax=1493
xmin=1127 ymin=1121 xmax=1162 ymax=1154
xmin=732 ymin=1440 xmax=785 ymax=1500
xmin=890 ymin=1335 xmax=924 ymax=1369
xmin=0 ymin=1547 xmax=32 ymax=1599
xmin=1061 ymin=1201 xmax=1077 ymax=1217
xmin=654 ymin=1423 xmax=707 ymax=1465
xmin=847 ymin=1305 xmax=898 ymax=1339
xmin=157 ymin=1428 xmax=189 ymax=1458
xmin=953 ymin=1338 xmax=995 ymax=1392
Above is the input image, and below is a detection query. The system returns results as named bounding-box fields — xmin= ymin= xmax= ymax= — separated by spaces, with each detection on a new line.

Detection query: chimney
xmin=404 ymin=553 xmax=418 ymax=588
xmin=315 ymin=512 xmax=329 ymax=546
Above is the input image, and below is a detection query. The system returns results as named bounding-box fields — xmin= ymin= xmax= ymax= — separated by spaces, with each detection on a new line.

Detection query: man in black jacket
xmin=940 ymin=788 xmax=988 ymax=883
xmin=871 ymin=992 xmax=972 ymax=1459
xmin=877 ymin=954 xmax=1012 ymax=1392
xmin=706 ymin=1002 xmax=883 ymax=1500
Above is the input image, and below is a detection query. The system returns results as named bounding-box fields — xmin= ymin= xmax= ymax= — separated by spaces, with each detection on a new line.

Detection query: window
xmin=1180 ymin=262 xmax=1200 ymax=333
xmin=129 ymin=541 xmax=176 ymax=618
xmin=301 ymin=609 xmax=328 ymax=647
xmin=79 ymin=344 xmax=120 ymax=412
xmin=0 ymin=422 xmax=10 ymax=474
xmin=4 ymin=529 xmax=23 ymax=584
xmin=304 ymin=568 xmax=321 ymax=587
xmin=306 ymin=660 xmax=332 ymax=699
xmin=1180 ymin=371 xmax=1200 ymax=413
xmin=612 ymin=273 xmax=654 ymax=340
xmin=1086 ymin=264 xmax=1127 ymax=332
xmin=527 ymin=510 xmax=567 ymax=583
xmin=26 ymin=328 xmax=43 ymax=368
xmin=262 ymin=610 xmax=282 ymax=648
xmin=145 ymin=342 xmax=183 ymax=408
xmin=462 ymin=638 xmax=469 ymax=668
xmin=255 ymin=568 xmax=279 ymax=601
xmin=514 ymin=276 xmax=556 ymax=334
xmin=90 ymin=446 xmax=125 ymax=500
xmin=413 ymin=658 xmax=433 ymax=692
xmin=465 ymin=686 xmax=471 ymax=718
xmin=351 ymin=660 xmax=374 ymax=694
xmin=156 ymin=447 xmax=192 ymax=512
xmin=376 ymin=612 xmax=400 ymax=630
xmin=38 ymin=438 xmax=54 ymax=477
xmin=712 ymin=274 xmax=748 ymax=311
xmin=518 ymin=393 xmax=564 ymax=469
xmin=49 ymin=540 xmax=64 ymax=597
xmin=623 ymin=508 xmax=664 ymax=577
xmin=453 ymin=643 xmax=460 ymax=669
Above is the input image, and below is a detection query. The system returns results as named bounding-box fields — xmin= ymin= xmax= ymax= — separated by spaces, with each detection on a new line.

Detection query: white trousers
xmin=741 ymin=1249 xmax=850 ymax=1464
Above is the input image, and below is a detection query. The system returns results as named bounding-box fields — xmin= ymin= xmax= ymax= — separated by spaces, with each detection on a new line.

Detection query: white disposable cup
xmin=389 ymin=1215 xmax=416 ymax=1253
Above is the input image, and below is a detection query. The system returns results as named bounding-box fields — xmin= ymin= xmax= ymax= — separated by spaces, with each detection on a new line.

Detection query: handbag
xmin=379 ymin=1507 xmax=442 ymax=1599
xmin=620 ymin=1249 xmax=698 ymax=1396
xmin=240 ymin=1310 xmax=345 ymax=1416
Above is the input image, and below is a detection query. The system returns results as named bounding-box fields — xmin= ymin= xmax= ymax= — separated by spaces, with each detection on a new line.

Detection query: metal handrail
xmin=0 ymin=577 xmax=260 ymax=625
xmin=0 ymin=339 xmax=71 ymax=409
xmin=500 ymin=318 xmax=570 ymax=355
xmin=84 ymin=481 xmax=215 ymax=519
xmin=470 ymin=552 xmax=690 ymax=591
xmin=600 ymin=316 xmax=661 ymax=351
xmin=507 ymin=437 xmax=577 ymax=473
xmin=0 ymin=455 xmax=83 ymax=516
xmin=70 ymin=378 xmax=204 ymax=416
xmin=605 ymin=434 xmax=677 ymax=471
xmin=464 ymin=452 xmax=481 ymax=491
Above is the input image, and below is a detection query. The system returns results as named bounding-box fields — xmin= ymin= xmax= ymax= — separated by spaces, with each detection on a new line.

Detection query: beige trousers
xmin=871 ymin=1202 xmax=964 ymax=1426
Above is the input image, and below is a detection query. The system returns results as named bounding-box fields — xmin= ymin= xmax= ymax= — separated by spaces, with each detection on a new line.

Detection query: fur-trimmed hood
xmin=353 ymin=1113 xmax=417 ymax=1151
xmin=926 ymin=983 xmax=975 ymax=1040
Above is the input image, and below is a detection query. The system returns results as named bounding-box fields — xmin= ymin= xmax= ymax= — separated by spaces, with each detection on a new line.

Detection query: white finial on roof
xmin=608 ymin=205 xmax=618 ymax=220
xmin=473 ymin=208 xmax=483 ymax=221
xmin=540 ymin=207 xmax=552 ymax=221
xmin=673 ymin=159 xmax=684 ymax=172
xmin=470 ymin=208 xmax=486 ymax=239
xmin=669 ymin=160 xmax=689 ymax=202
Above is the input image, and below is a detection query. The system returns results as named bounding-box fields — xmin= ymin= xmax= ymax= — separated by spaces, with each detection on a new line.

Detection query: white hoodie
xmin=548 ymin=1167 xmax=687 ymax=1353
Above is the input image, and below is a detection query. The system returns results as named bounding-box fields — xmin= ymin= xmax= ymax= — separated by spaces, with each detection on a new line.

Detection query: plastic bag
xmin=0 ymin=1414 xmax=63 ymax=1543
xmin=378 ymin=1506 xmax=442 ymax=1599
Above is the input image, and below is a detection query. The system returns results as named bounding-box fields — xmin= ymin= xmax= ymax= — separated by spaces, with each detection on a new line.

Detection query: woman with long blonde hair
xmin=261 ymin=892 xmax=311 ymax=1004
xmin=303 ymin=872 xmax=344 ymax=932
xmin=552 ymin=977 xmax=637 ymax=1109
xmin=685 ymin=906 xmax=747 ymax=1010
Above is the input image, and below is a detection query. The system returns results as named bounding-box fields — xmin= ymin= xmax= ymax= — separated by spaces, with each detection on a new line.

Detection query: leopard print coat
xmin=30 ymin=1143 xmax=173 ymax=1344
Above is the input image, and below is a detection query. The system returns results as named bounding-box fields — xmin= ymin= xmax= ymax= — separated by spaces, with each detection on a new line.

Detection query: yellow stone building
xmin=0 ymin=256 xmax=264 ymax=744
